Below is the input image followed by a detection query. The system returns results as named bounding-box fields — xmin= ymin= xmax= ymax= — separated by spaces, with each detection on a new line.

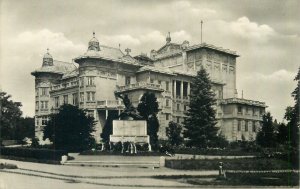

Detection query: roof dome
xmin=42 ymin=48 xmax=53 ymax=67
xmin=88 ymin=32 xmax=100 ymax=51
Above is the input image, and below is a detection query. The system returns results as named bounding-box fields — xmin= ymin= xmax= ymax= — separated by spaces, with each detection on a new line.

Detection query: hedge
xmin=165 ymin=158 xmax=292 ymax=170
xmin=0 ymin=147 xmax=67 ymax=161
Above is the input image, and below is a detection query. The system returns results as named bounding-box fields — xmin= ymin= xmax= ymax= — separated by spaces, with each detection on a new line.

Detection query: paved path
xmin=0 ymin=159 xmax=218 ymax=188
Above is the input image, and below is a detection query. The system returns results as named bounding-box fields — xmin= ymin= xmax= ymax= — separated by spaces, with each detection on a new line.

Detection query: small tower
xmin=88 ymin=32 xmax=100 ymax=51
xmin=42 ymin=48 xmax=54 ymax=66
xmin=166 ymin=32 xmax=171 ymax=44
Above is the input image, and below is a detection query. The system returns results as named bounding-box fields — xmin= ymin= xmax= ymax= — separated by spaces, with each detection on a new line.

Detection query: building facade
xmin=31 ymin=32 xmax=266 ymax=143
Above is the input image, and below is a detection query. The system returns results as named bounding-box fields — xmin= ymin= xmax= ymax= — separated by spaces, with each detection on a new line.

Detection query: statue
xmin=115 ymin=92 xmax=143 ymax=120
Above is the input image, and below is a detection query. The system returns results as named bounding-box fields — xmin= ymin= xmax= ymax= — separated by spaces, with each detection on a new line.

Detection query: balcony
xmin=220 ymin=98 xmax=266 ymax=107
xmin=50 ymin=82 xmax=79 ymax=92
xmin=97 ymin=100 xmax=124 ymax=109
xmin=116 ymin=82 xmax=163 ymax=93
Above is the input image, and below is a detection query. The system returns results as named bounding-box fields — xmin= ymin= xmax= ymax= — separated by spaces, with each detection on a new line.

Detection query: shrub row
xmin=0 ymin=147 xmax=67 ymax=161
xmin=173 ymin=147 xmax=260 ymax=156
xmin=165 ymin=158 xmax=292 ymax=170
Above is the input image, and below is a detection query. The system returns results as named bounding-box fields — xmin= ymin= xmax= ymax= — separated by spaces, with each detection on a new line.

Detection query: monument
xmin=109 ymin=93 xmax=151 ymax=152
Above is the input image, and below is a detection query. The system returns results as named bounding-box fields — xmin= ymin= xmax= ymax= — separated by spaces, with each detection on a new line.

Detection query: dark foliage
xmin=165 ymin=158 xmax=292 ymax=170
xmin=0 ymin=92 xmax=22 ymax=140
xmin=256 ymin=112 xmax=276 ymax=147
xmin=183 ymin=67 xmax=220 ymax=148
xmin=100 ymin=111 xmax=119 ymax=143
xmin=0 ymin=147 xmax=66 ymax=161
xmin=31 ymin=137 xmax=40 ymax=148
xmin=166 ymin=121 xmax=183 ymax=146
xmin=43 ymin=104 xmax=95 ymax=152
xmin=137 ymin=92 xmax=160 ymax=146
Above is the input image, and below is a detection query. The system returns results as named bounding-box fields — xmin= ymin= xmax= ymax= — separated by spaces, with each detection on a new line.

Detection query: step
xmin=63 ymin=160 xmax=160 ymax=167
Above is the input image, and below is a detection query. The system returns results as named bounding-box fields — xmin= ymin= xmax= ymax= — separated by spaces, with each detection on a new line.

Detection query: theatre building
xmin=31 ymin=32 xmax=266 ymax=143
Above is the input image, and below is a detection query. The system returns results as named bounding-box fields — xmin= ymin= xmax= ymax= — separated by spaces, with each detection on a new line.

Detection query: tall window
xmin=166 ymin=99 xmax=169 ymax=107
xmin=237 ymin=120 xmax=241 ymax=131
xmin=177 ymin=117 xmax=180 ymax=123
xmin=54 ymin=97 xmax=59 ymax=108
xmin=150 ymin=79 xmax=154 ymax=83
xmin=35 ymin=89 xmax=39 ymax=96
xmin=166 ymin=114 xmax=169 ymax=120
xmin=238 ymin=106 xmax=242 ymax=114
xmin=245 ymin=121 xmax=248 ymax=132
xmin=158 ymin=80 xmax=162 ymax=85
xmin=80 ymin=77 xmax=84 ymax=87
xmin=72 ymin=93 xmax=78 ymax=105
xmin=87 ymin=92 xmax=95 ymax=102
xmin=177 ymin=104 xmax=180 ymax=111
xmin=252 ymin=121 xmax=256 ymax=132
xmin=80 ymin=92 xmax=84 ymax=102
xmin=63 ymin=95 xmax=68 ymax=104
xmin=165 ymin=81 xmax=169 ymax=91
xmin=41 ymin=116 xmax=48 ymax=126
xmin=125 ymin=76 xmax=131 ymax=85
xmin=41 ymin=88 xmax=48 ymax=96
xmin=87 ymin=77 xmax=95 ymax=86
xmin=36 ymin=101 xmax=39 ymax=110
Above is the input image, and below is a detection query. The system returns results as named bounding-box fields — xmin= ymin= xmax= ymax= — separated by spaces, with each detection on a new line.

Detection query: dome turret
xmin=42 ymin=48 xmax=53 ymax=66
xmin=88 ymin=32 xmax=100 ymax=51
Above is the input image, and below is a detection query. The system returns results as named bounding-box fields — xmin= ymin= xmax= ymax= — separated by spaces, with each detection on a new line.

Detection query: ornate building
xmin=31 ymin=32 xmax=266 ymax=143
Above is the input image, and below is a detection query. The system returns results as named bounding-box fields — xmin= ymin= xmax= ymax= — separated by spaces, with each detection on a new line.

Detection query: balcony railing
xmin=220 ymin=98 xmax=266 ymax=107
xmin=97 ymin=100 xmax=124 ymax=109
xmin=50 ymin=82 xmax=79 ymax=92
xmin=116 ymin=82 xmax=163 ymax=93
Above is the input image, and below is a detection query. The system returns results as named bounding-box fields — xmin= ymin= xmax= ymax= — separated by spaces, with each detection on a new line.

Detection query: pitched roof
xmin=75 ymin=45 xmax=139 ymax=66
xmin=31 ymin=60 xmax=77 ymax=76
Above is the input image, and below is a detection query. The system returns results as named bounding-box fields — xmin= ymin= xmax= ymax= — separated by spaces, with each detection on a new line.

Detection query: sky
xmin=0 ymin=0 xmax=299 ymax=121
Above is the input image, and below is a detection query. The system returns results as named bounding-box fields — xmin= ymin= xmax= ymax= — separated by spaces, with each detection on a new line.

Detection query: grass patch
xmin=154 ymin=172 xmax=299 ymax=186
xmin=166 ymin=158 xmax=293 ymax=170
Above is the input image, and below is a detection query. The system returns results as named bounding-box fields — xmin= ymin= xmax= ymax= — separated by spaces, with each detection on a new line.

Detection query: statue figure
xmin=115 ymin=92 xmax=143 ymax=120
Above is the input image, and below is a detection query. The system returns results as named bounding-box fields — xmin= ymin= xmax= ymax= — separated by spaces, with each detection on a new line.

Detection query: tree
xmin=183 ymin=67 xmax=219 ymax=148
xmin=284 ymin=67 xmax=300 ymax=148
xmin=277 ymin=123 xmax=288 ymax=144
xmin=0 ymin=92 xmax=22 ymax=140
xmin=256 ymin=112 xmax=276 ymax=147
xmin=101 ymin=111 xmax=119 ymax=143
xmin=166 ymin=121 xmax=183 ymax=146
xmin=15 ymin=117 xmax=35 ymax=141
xmin=137 ymin=92 xmax=159 ymax=146
xmin=43 ymin=104 xmax=95 ymax=151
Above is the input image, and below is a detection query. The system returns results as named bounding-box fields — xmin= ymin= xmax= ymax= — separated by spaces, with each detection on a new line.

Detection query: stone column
xmin=180 ymin=81 xmax=183 ymax=99
xmin=173 ymin=80 xmax=176 ymax=98
xmin=106 ymin=109 xmax=108 ymax=119
xmin=187 ymin=82 xmax=190 ymax=97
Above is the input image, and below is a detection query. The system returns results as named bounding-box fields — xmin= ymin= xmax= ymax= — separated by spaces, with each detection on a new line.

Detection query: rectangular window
xmin=86 ymin=110 xmax=94 ymax=118
xmin=80 ymin=92 xmax=84 ymax=102
xmin=72 ymin=93 xmax=78 ymax=105
xmin=41 ymin=88 xmax=48 ymax=96
xmin=252 ymin=121 xmax=256 ymax=132
xmin=150 ymin=79 xmax=154 ymax=83
xmin=36 ymin=89 xmax=39 ymax=96
xmin=63 ymin=95 xmax=68 ymax=104
xmin=40 ymin=101 xmax=44 ymax=109
xmin=183 ymin=82 xmax=188 ymax=97
xmin=184 ymin=105 xmax=187 ymax=111
xmin=36 ymin=101 xmax=39 ymax=110
xmin=166 ymin=114 xmax=169 ymax=120
xmin=41 ymin=116 xmax=48 ymax=126
xmin=87 ymin=92 xmax=95 ymax=102
xmin=158 ymin=80 xmax=162 ymax=85
xmin=165 ymin=81 xmax=169 ymax=91
xmin=125 ymin=76 xmax=131 ymax=85
xmin=87 ymin=77 xmax=95 ymax=86
xmin=80 ymin=77 xmax=84 ymax=87
xmin=45 ymin=101 xmax=48 ymax=109
xmin=55 ymin=97 xmax=59 ymax=108
xmin=238 ymin=120 xmax=241 ymax=131
xmin=238 ymin=106 xmax=242 ymax=114
xmin=177 ymin=104 xmax=180 ymax=110
xmin=177 ymin=117 xmax=180 ymax=123
xmin=166 ymin=99 xmax=169 ymax=107
xmin=245 ymin=121 xmax=248 ymax=132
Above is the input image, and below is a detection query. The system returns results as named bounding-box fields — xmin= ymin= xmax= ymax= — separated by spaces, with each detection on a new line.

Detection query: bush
xmin=0 ymin=163 xmax=18 ymax=169
xmin=0 ymin=147 xmax=67 ymax=161
xmin=165 ymin=158 xmax=292 ymax=170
